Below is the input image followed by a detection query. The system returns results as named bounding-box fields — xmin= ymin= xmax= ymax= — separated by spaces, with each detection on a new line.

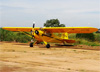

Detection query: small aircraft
xmin=2 ymin=23 xmax=98 ymax=48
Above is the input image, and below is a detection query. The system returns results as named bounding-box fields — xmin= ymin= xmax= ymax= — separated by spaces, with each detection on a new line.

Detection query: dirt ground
xmin=0 ymin=42 xmax=100 ymax=72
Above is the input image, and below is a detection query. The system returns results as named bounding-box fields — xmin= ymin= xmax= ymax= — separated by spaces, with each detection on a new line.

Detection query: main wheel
xmin=30 ymin=43 xmax=33 ymax=47
xmin=46 ymin=44 xmax=50 ymax=48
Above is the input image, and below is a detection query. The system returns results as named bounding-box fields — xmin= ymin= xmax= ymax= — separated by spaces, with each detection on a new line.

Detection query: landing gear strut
xmin=46 ymin=44 xmax=50 ymax=48
xmin=30 ymin=43 xmax=33 ymax=47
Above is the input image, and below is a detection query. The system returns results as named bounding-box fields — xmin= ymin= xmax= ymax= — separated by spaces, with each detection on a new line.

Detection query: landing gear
xmin=30 ymin=43 xmax=33 ymax=47
xmin=46 ymin=44 xmax=50 ymax=48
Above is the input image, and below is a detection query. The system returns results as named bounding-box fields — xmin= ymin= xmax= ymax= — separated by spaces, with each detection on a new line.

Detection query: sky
xmin=0 ymin=0 xmax=100 ymax=28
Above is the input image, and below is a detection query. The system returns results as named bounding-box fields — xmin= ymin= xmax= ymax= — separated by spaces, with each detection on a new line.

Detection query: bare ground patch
xmin=0 ymin=42 xmax=100 ymax=72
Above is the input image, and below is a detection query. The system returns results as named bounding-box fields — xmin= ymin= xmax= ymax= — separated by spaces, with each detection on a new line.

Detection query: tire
xmin=30 ymin=43 xmax=33 ymax=47
xmin=46 ymin=44 xmax=50 ymax=48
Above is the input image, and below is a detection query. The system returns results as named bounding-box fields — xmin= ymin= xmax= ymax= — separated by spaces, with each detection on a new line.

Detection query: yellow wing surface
xmin=2 ymin=27 xmax=39 ymax=32
xmin=2 ymin=27 xmax=98 ymax=33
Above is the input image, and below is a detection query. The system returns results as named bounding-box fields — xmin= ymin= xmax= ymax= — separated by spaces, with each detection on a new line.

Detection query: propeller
xmin=32 ymin=21 xmax=35 ymax=30
xmin=33 ymin=23 xmax=35 ymax=28
xmin=31 ymin=22 xmax=35 ymax=41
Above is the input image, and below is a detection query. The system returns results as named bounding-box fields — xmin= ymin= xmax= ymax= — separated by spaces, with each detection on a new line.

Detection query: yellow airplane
xmin=2 ymin=24 xmax=98 ymax=48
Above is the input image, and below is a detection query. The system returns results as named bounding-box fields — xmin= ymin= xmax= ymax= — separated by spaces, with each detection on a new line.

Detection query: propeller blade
xmin=33 ymin=22 xmax=35 ymax=28
xmin=31 ymin=22 xmax=35 ymax=39
xmin=31 ymin=35 xmax=34 ymax=39
xmin=30 ymin=22 xmax=36 ymax=41
xmin=33 ymin=24 xmax=35 ymax=28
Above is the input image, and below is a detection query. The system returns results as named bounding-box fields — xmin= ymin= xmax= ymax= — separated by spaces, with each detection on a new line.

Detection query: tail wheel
xmin=46 ymin=44 xmax=50 ymax=48
xmin=30 ymin=43 xmax=33 ymax=47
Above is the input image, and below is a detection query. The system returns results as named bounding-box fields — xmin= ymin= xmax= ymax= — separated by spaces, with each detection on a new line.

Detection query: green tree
xmin=44 ymin=19 xmax=65 ymax=27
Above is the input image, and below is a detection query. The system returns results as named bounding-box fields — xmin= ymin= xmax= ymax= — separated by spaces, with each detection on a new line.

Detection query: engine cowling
xmin=35 ymin=30 xmax=39 ymax=35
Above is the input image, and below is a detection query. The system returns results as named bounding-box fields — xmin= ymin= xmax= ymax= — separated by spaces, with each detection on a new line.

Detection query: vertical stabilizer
xmin=61 ymin=33 xmax=68 ymax=39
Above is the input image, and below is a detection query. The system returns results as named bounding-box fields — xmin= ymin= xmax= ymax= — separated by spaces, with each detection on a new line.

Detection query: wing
xmin=43 ymin=27 xmax=98 ymax=33
xmin=2 ymin=27 xmax=98 ymax=33
xmin=2 ymin=27 xmax=40 ymax=32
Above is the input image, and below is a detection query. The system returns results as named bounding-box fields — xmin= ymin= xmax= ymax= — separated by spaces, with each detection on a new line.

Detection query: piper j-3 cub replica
xmin=2 ymin=23 xmax=98 ymax=48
